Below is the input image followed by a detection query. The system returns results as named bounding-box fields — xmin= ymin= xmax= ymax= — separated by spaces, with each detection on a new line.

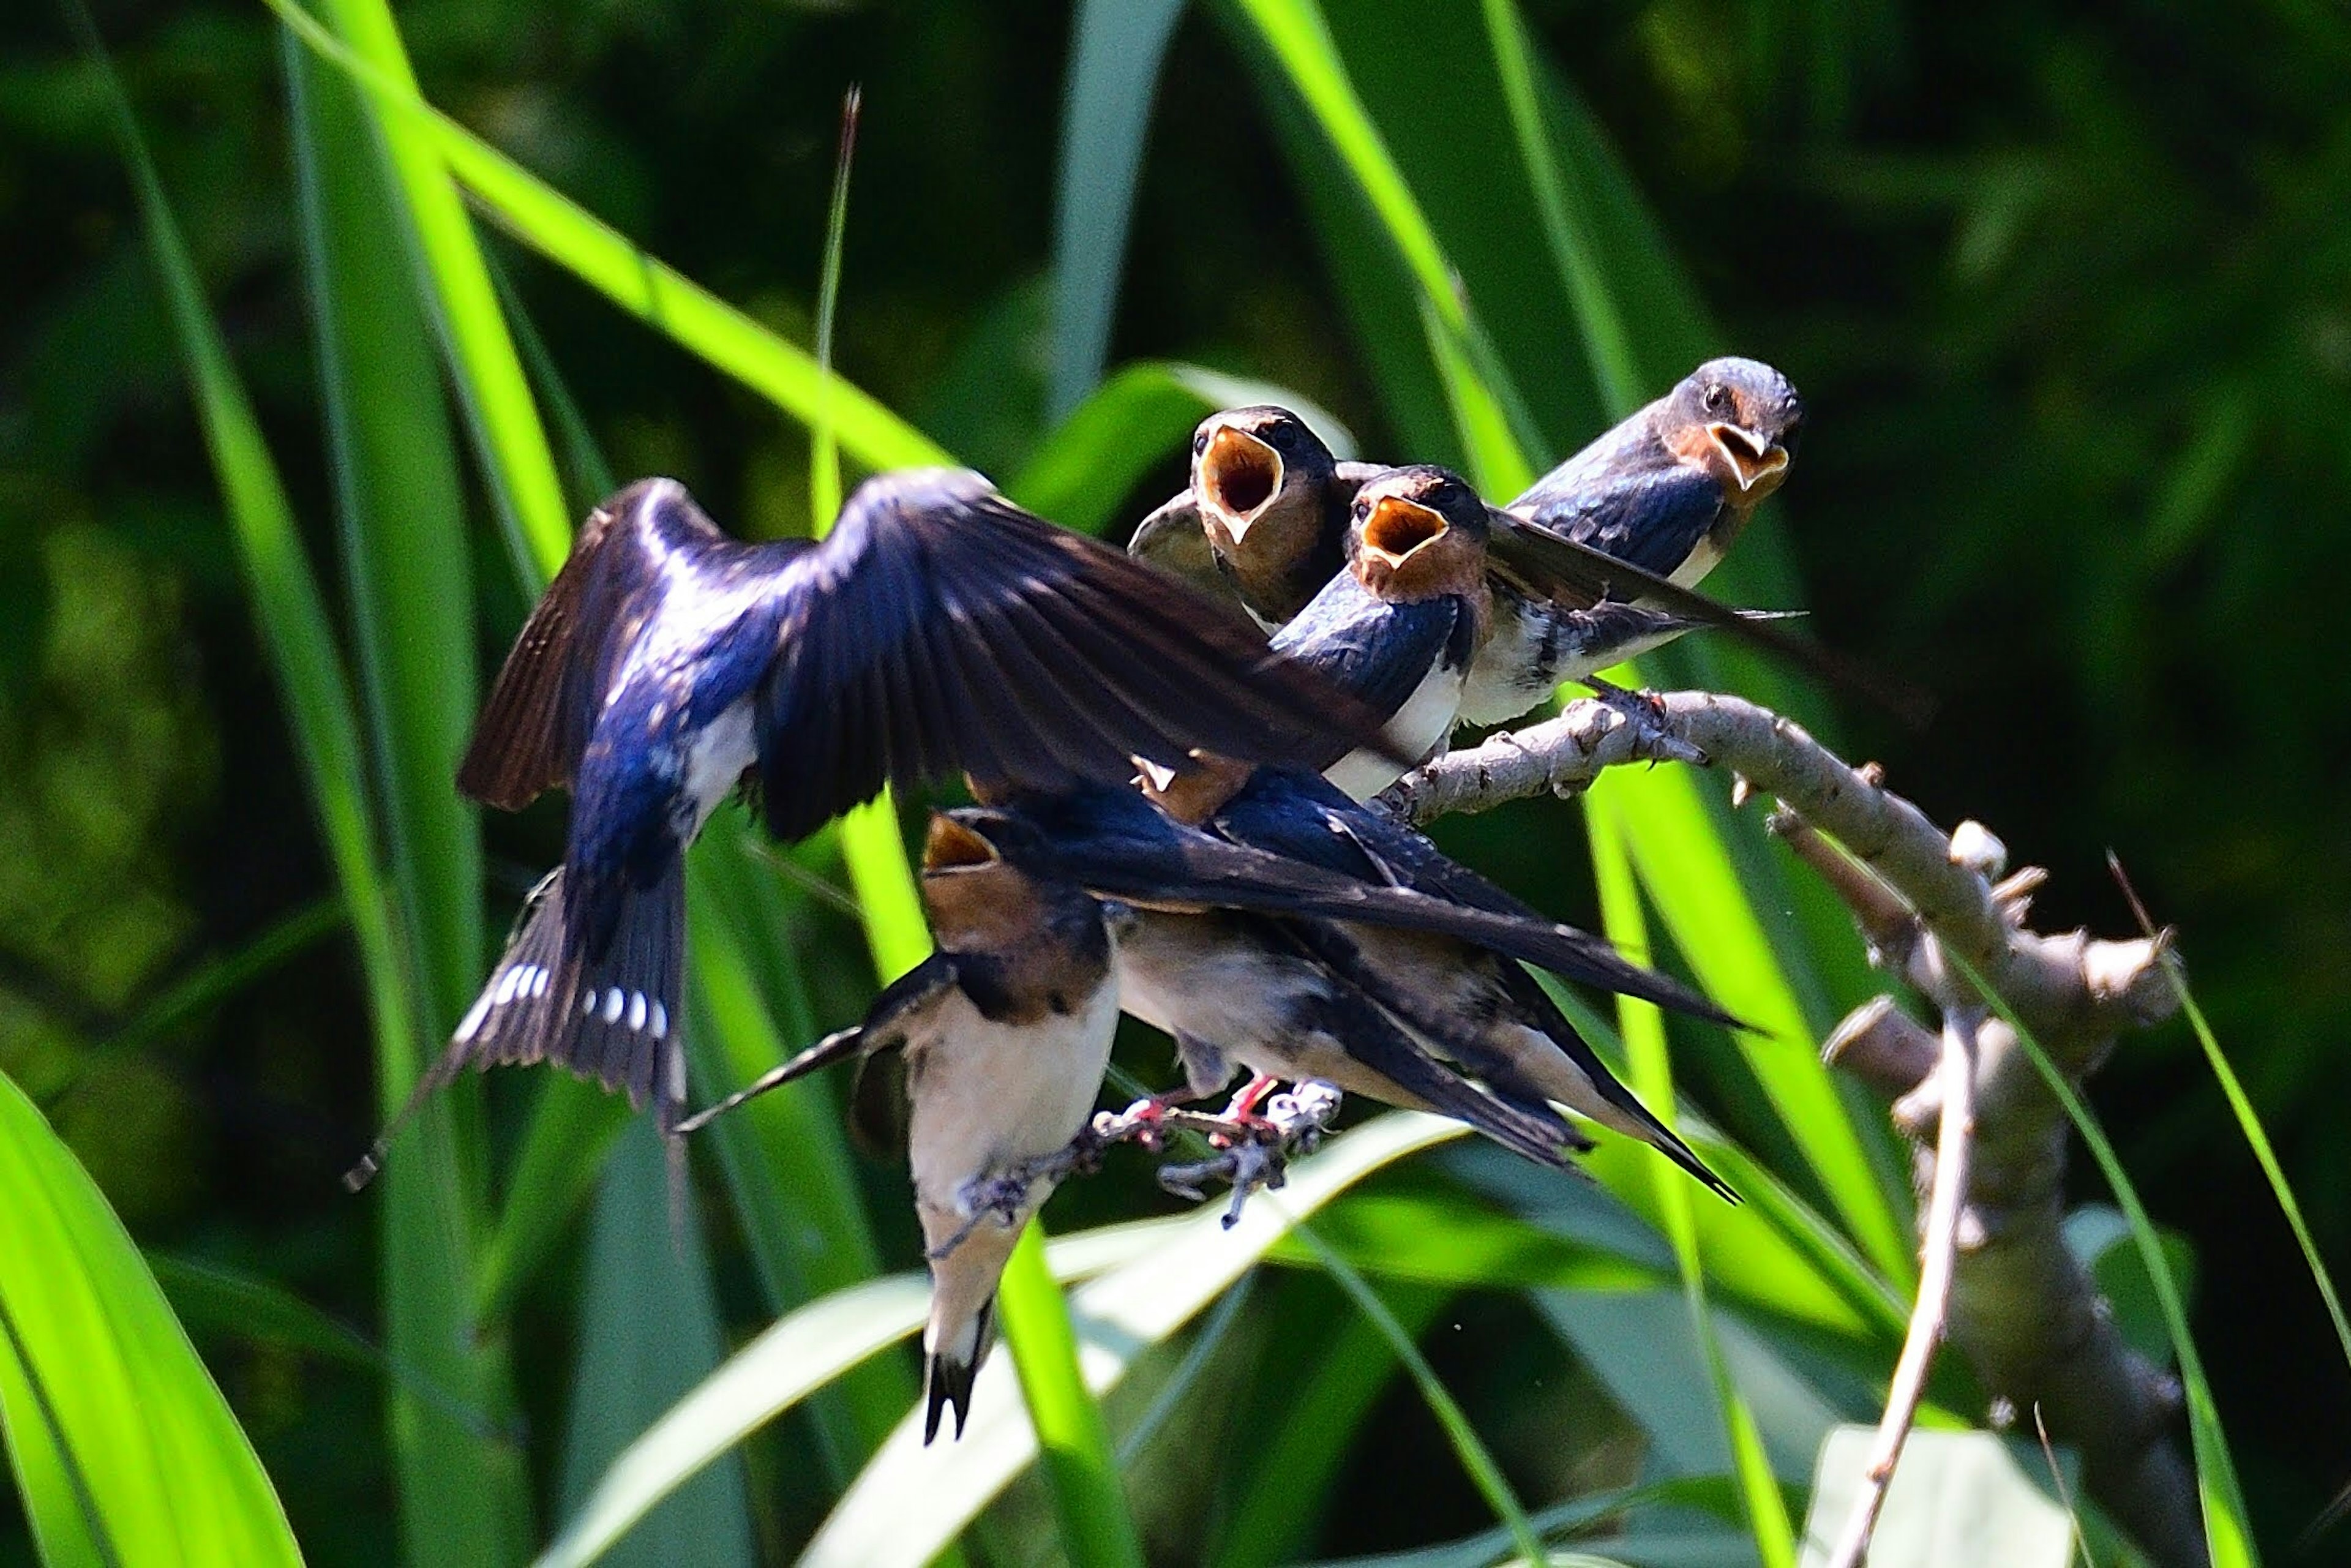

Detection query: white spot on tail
xmin=495 ymin=967 xmax=523 ymax=1006
xmin=454 ymin=993 xmax=492 ymax=1043
xmin=602 ymin=988 xmax=626 ymax=1024
xmin=651 ymin=1000 xmax=669 ymax=1038
xmin=627 ymin=991 xmax=648 ymax=1032
xmin=530 ymin=966 xmax=550 ymax=999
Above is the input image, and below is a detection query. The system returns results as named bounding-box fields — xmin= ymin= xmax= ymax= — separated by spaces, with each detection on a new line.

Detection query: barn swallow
xmin=964 ymin=780 xmax=1734 ymax=1027
xmin=1159 ymin=762 xmax=1733 ymax=1195
xmin=1130 ymin=390 xmax=1905 ymax=733
xmin=1110 ymin=901 xmax=1589 ymax=1169
xmin=1264 ymin=465 xmax=1496 ymax=797
xmin=1507 ymin=356 xmax=1803 ymax=590
xmin=678 ymin=813 xmax=1122 ymax=1442
xmin=1129 ymin=405 xmax=1385 ymax=628
xmin=347 ymin=469 xmax=1396 ymax=1188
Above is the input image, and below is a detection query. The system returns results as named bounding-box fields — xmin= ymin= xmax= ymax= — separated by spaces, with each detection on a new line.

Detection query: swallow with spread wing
xmin=347 ymin=469 xmax=1395 ymax=1187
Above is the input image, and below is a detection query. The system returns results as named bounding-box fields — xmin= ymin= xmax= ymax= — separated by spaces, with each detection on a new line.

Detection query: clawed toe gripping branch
xmin=937 ymin=1081 xmax=1348 ymax=1259
xmin=1384 ymin=689 xmax=2200 ymax=1568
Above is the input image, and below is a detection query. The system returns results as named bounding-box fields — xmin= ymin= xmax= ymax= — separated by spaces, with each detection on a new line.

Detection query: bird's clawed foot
xmin=1577 ymin=675 xmax=1706 ymax=767
xmin=1155 ymin=1080 xmax=1344 ymax=1229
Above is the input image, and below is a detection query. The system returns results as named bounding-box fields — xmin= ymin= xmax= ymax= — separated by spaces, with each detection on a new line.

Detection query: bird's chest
xmin=903 ymin=981 xmax=1120 ymax=1213
xmin=1324 ymin=656 xmax=1469 ymax=802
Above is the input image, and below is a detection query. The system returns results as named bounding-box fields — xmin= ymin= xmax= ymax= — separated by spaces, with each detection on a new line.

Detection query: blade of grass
xmin=105 ymin=20 xmax=522 ymax=1564
xmin=0 ymin=1068 xmax=302 ymax=1567
xmin=68 ymin=895 xmax=342 ymax=1071
xmin=799 ymin=1114 xmax=1466 ymax=1565
xmin=1048 ymin=0 xmax=1188 ymax=418
xmin=2110 ymin=861 xmax=2351 ymax=1381
xmin=557 ymin=1118 xmax=755 ymax=1568
xmin=1286 ymin=1218 xmax=1547 ymax=1566
xmin=799 ymin=92 xmax=1134 ymax=1562
xmin=535 ymin=1222 xmax=1179 ymax=1568
xmin=151 ymin=1253 xmax=497 ymax=1439
xmin=1944 ymin=953 xmax=2257 ymax=1568
xmin=287 ymin=37 xmax=532 ymax=1565
xmin=263 ymin=0 xmax=951 ymax=477
xmin=305 ymin=0 xmax=571 ymax=580
xmin=1208 ymin=1280 xmax=1448 ymax=1568
xmin=1589 ymin=792 xmax=1797 ymax=1568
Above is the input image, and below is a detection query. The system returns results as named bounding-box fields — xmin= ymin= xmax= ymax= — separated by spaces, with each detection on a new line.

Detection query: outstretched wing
xmin=752 ymin=469 xmax=1394 ymax=842
xmin=458 ymin=478 xmax=753 ymax=809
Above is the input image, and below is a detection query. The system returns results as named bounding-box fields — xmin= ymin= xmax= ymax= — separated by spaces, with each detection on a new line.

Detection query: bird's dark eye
xmin=1193 ymin=429 xmax=1212 ymax=456
xmin=1701 ymin=383 xmax=1730 ymax=415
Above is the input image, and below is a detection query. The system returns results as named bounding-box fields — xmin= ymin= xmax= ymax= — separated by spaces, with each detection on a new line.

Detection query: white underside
xmin=1324 ymin=661 xmax=1464 ymax=801
xmin=679 ymin=697 xmax=758 ymax=836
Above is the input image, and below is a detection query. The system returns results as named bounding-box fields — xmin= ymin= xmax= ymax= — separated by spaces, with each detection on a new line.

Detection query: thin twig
xmin=1824 ymin=1007 xmax=1981 ymax=1567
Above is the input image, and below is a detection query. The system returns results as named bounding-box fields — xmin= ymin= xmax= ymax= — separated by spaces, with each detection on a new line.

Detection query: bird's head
xmin=1346 ymin=465 xmax=1491 ymax=602
xmin=1192 ymin=406 xmax=1337 ymax=560
xmin=920 ymin=811 xmax=1095 ymax=955
xmin=1668 ymin=358 xmax=1804 ymax=503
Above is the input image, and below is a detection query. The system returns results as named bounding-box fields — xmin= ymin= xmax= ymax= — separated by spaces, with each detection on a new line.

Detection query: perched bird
xmin=961 ymin=779 xmax=1736 ymax=1195
xmin=1128 ymin=384 xmax=1888 ymax=736
xmin=1160 ymin=761 xmax=1733 ymax=1197
xmin=1265 ymin=465 xmax=1496 ymax=798
xmin=966 ymin=781 xmax=1733 ymax=1027
xmin=1129 ymin=405 xmax=1384 ymax=627
xmin=1507 ymin=356 xmax=1804 ymax=589
xmin=348 ymin=469 xmax=1394 ymax=1186
xmin=681 ymin=814 xmax=1124 ymax=1442
xmin=1110 ymin=901 xmax=1590 ymax=1170
xmin=1263 ymin=463 xmax=1733 ymax=793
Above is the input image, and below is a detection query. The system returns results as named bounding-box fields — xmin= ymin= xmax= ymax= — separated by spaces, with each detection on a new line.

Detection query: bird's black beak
xmin=1357 ymin=495 xmax=1449 ymax=570
xmin=1199 ymin=426 xmax=1285 ymax=539
xmin=1706 ymin=423 xmax=1790 ymax=495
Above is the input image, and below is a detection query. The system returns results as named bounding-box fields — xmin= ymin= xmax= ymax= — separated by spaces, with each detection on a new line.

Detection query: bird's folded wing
xmin=1487 ymin=506 xmax=1933 ymax=722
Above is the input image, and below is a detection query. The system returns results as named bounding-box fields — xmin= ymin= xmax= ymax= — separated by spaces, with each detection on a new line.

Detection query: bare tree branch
xmin=1382 ymin=689 xmax=2203 ymax=1567
xmin=1824 ymin=1007 xmax=1981 ymax=1568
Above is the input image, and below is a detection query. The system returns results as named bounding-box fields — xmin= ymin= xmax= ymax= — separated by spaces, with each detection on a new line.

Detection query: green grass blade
xmin=1947 ymin=958 xmax=2258 ymax=1568
xmin=557 ymin=1119 xmax=755 ymax=1568
xmin=1589 ymin=795 xmax=1797 ymax=1568
xmin=75 ymin=896 xmax=342 ymax=1068
xmin=0 ymin=1069 xmax=302 ymax=1567
xmin=151 ymin=1255 xmax=496 ymax=1439
xmin=535 ymin=1225 xmax=1174 ymax=1568
xmin=263 ymin=0 xmax=951 ymax=476
xmin=285 ymin=39 xmax=530 ymax=1566
xmin=1048 ymin=0 xmax=1187 ymax=418
xmin=996 ymin=1227 xmax=1149 ymax=1568
xmin=306 ymin=0 xmax=572 ymax=580
xmin=1475 ymin=0 xmax=1638 ymax=411
xmin=104 ymin=23 xmax=521 ymax=1564
xmin=1226 ymin=0 xmax=1469 ymax=339
xmin=800 ymin=1114 xmax=1468 ymax=1565
xmin=1288 ymin=1220 xmax=1547 ymax=1566
xmin=1209 ymin=1282 xmax=1447 ymax=1568
xmin=2155 ymin=960 xmax=2351 ymax=1380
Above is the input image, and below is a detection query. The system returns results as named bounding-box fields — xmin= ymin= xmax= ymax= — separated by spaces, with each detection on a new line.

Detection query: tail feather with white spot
xmin=344 ymin=860 xmax=687 ymax=1191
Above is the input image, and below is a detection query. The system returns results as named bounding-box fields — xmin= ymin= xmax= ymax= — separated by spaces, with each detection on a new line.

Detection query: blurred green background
xmin=3 ymin=0 xmax=2347 ymax=1562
